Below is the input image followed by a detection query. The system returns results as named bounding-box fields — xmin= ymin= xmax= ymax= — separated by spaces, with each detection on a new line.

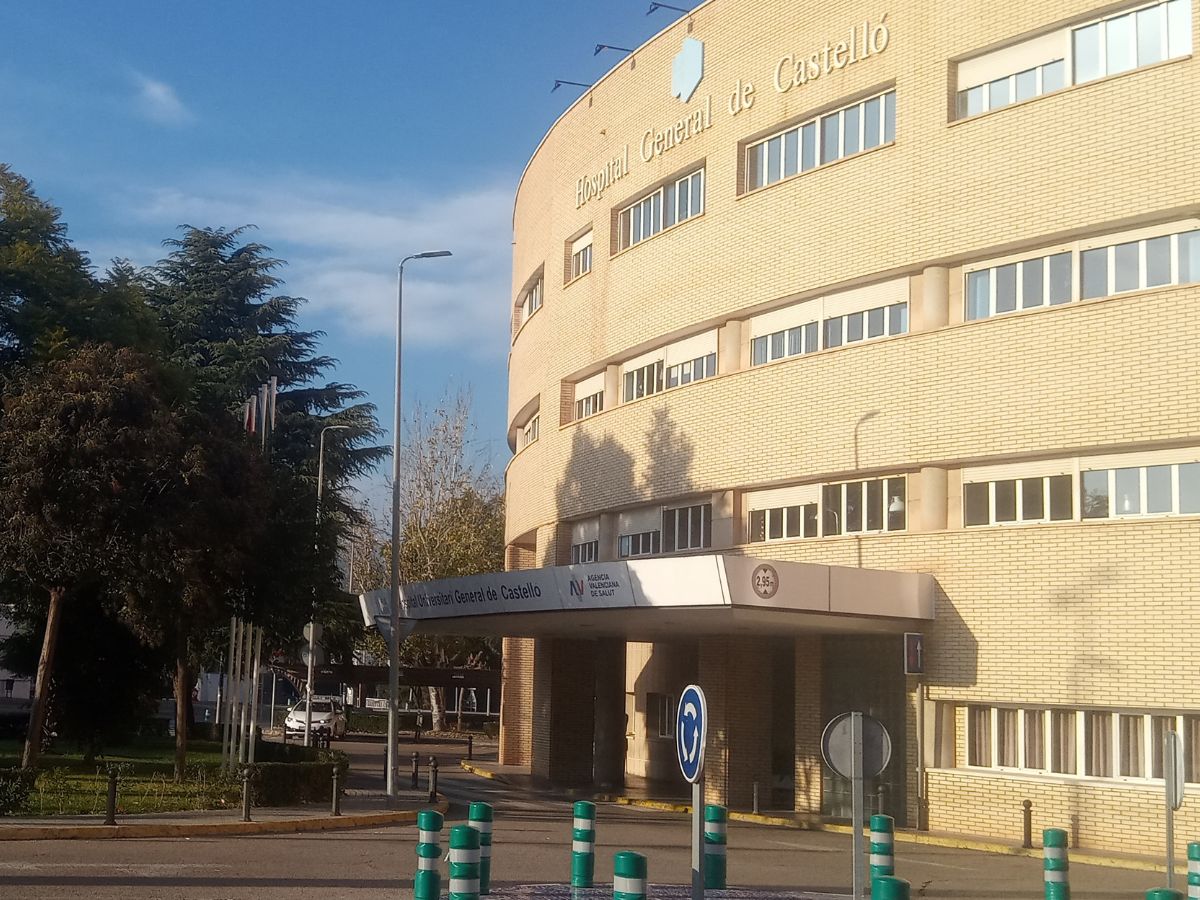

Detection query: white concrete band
xmin=1045 ymin=871 xmax=1068 ymax=882
xmin=573 ymin=816 xmax=594 ymax=830
xmin=469 ymin=820 xmax=493 ymax=834
xmin=706 ymin=821 xmax=727 ymax=835
xmin=449 ymin=878 xmax=481 ymax=893
xmin=417 ymin=857 xmax=439 ymax=871
xmin=613 ymin=875 xmax=647 ymax=894
xmin=450 ymin=848 xmax=481 ymax=864
xmin=1043 ymin=848 xmax=1066 ymax=860
xmin=418 ymin=830 xmax=439 ymax=844
xmin=572 ymin=840 xmax=594 ymax=853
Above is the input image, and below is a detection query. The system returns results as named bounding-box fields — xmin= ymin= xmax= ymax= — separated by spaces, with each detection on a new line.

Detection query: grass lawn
xmin=0 ymin=738 xmax=240 ymax=816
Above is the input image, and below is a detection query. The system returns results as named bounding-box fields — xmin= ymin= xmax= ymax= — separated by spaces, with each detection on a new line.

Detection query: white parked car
xmin=284 ymin=697 xmax=347 ymax=741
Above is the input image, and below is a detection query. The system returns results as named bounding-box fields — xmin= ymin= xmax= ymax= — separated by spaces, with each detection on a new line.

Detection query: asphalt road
xmin=0 ymin=738 xmax=1168 ymax=899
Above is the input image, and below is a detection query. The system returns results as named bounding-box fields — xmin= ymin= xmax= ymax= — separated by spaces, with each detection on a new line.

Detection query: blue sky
xmin=1 ymin=1 xmax=688 ymax=505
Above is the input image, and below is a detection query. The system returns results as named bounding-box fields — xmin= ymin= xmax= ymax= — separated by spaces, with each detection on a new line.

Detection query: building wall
xmin=503 ymin=0 xmax=1200 ymax=851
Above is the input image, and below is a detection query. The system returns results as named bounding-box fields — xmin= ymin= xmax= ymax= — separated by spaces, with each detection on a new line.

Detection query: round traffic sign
xmin=676 ymin=684 xmax=707 ymax=783
xmin=821 ymin=712 xmax=892 ymax=778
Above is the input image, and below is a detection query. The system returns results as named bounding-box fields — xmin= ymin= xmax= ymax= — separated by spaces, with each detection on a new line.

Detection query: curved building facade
xmin=498 ymin=0 xmax=1200 ymax=852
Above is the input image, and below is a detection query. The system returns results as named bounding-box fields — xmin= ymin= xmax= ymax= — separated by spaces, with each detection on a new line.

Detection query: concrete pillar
xmin=593 ymin=638 xmax=627 ymax=790
xmin=794 ymin=636 xmax=823 ymax=815
xmin=604 ymin=364 xmax=621 ymax=407
xmin=718 ymin=320 xmax=744 ymax=376
xmin=918 ymin=466 xmax=948 ymax=532
xmin=913 ymin=266 xmax=950 ymax=333
xmin=531 ymin=638 xmax=596 ymax=785
xmin=499 ymin=637 xmax=534 ymax=766
xmin=599 ymin=512 xmax=619 ymax=562
xmin=710 ymin=490 xmax=735 ymax=550
xmin=698 ymin=636 xmax=772 ymax=809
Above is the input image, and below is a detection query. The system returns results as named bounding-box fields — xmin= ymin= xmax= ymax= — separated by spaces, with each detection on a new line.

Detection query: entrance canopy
xmin=360 ymin=555 xmax=934 ymax=642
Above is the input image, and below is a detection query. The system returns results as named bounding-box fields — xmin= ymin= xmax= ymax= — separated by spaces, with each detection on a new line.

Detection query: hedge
xmin=249 ymin=750 xmax=348 ymax=807
xmin=0 ymin=768 xmax=36 ymax=815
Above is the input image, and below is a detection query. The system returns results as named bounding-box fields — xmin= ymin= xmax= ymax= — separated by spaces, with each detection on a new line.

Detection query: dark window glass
xmin=847 ymin=312 xmax=864 ymax=343
xmin=785 ymin=506 xmax=803 ymax=538
xmin=704 ymin=353 xmax=716 ymax=377
xmin=1113 ymin=241 xmax=1139 ymax=293
xmin=845 ymin=481 xmax=863 ymax=532
xmin=994 ymin=480 xmax=1017 ymax=522
xmin=1180 ymin=231 xmax=1200 ymax=284
xmin=1147 ymin=465 xmax=1172 ymax=513
xmin=1082 ymin=470 xmax=1110 ymax=518
xmin=662 ymin=510 xmax=677 ymax=552
xmin=1179 ymin=463 xmax=1200 ymax=513
xmin=824 ymin=318 xmax=843 ymax=349
xmin=867 ymin=306 xmax=885 ymax=337
xmin=701 ymin=504 xmax=712 ymax=548
xmin=988 ymin=76 xmax=1011 ymax=110
xmin=1048 ymin=252 xmax=1072 ymax=304
xmin=689 ymin=506 xmax=703 ymax=548
xmin=1081 ymin=248 xmax=1108 ymax=299
xmin=664 ymin=183 xmax=677 ymax=228
xmin=787 ymin=326 xmax=802 ymax=356
xmin=801 ymin=122 xmax=817 ymax=170
xmin=770 ymin=331 xmax=785 ymax=360
xmin=823 ymin=484 xmax=842 ymax=535
xmin=864 ymin=96 xmax=881 ymax=148
xmin=887 ymin=478 xmax=906 ymax=530
xmin=624 ymin=372 xmax=634 ymax=402
xmin=766 ymin=136 xmax=782 ymax=185
xmin=821 ymin=113 xmax=840 ymax=164
xmin=768 ymin=507 xmax=784 ymax=540
xmin=883 ymin=91 xmax=896 ymax=142
xmin=1022 ymin=258 xmax=1044 ymax=308
xmin=1049 ymin=475 xmax=1073 ymax=520
xmin=803 ymin=503 xmax=819 ymax=537
xmin=889 ymin=303 xmax=908 ymax=334
xmin=866 ymin=479 xmax=883 ymax=531
xmin=1146 ymin=236 xmax=1171 ymax=287
xmin=843 ymin=104 xmax=861 ymax=155
xmin=967 ymin=270 xmax=990 ymax=320
xmin=1021 ymin=478 xmax=1044 ymax=520
xmin=1042 ymin=59 xmax=1065 ymax=92
xmin=964 ymin=482 xmax=990 ymax=526
xmin=783 ymin=129 xmax=799 ymax=178
xmin=667 ymin=367 xmax=679 ymax=389
xmin=995 ymin=264 xmax=1017 ymax=313
xmin=690 ymin=172 xmax=703 ymax=217
xmin=1015 ymin=67 xmax=1038 ymax=101
xmin=752 ymin=336 xmax=768 ymax=366
xmin=1114 ymin=467 xmax=1141 ymax=515
xmin=804 ymin=321 xmax=818 ymax=352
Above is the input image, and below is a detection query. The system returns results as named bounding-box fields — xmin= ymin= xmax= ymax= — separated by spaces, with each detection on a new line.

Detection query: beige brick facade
xmin=498 ymin=0 xmax=1200 ymax=854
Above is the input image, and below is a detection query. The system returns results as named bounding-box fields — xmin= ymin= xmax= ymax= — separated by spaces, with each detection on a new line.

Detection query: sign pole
xmin=692 ymin=775 xmax=705 ymax=900
xmin=1167 ymin=731 xmax=1179 ymax=891
xmin=851 ymin=711 xmax=865 ymax=900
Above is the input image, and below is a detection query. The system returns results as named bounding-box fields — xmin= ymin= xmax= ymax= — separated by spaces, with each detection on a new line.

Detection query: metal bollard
xmin=449 ymin=824 xmax=482 ymax=900
xmin=411 ymin=751 xmax=420 ymax=789
xmin=468 ymin=802 xmax=494 ymax=895
xmin=870 ymin=814 xmax=896 ymax=880
xmin=1022 ymin=800 xmax=1034 ymax=849
xmin=1189 ymin=843 xmax=1200 ymax=900
xmin=415 ymin=809 xmax=444 ymax=900
xmin=104 ymin=768 xmax=118 ymax=826
xmin=572 ymin=800 xmax=597 ymax=888
xmin=752 ymin=781 xmax=760 ymax=814
xmin=241 ymin=766 xmax=253 ymax=823
xmin=1043 ymin=828 xmax=1069 ymax=899
xmin=468 ymin=734 xmax=474 ymax=760
xmin=1146 ymin=891 xmax=1185 ymax=900
xmin=873 ymin=875 xmax=911 ymax=899
xmin=428 ymin=756 xmax=439 ymax=803
xmin=613 ymin=850 xmax=647 ymax=900
xmin=704 ymin=804 xmax=728 ymax=889
xmin=331 ymin=767 xmax=342 ymax=817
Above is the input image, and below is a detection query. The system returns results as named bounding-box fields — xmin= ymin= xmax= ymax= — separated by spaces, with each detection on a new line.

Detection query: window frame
xmin=617 ymin=168 xmax=705 ymax=253
xmin=571 ymin=540 xmax=599 ymax=564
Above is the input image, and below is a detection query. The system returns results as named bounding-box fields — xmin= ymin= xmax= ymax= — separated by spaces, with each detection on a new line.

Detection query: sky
xmin=1 ymin=1 xmax=689 ymax=506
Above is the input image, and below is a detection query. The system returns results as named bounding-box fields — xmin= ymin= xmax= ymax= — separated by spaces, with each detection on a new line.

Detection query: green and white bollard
xmin=870 ymin=814 xmax=895 ymax=880
xmin=1043 ymin=828 xmax=1069 ymax=900
xmin=469 ymin=801 xmax=494 ymax=895
xmin=415 ymin=809 xmax=444 ymax=900
xmin=1145 ymin=891 xmax=1184 ymax=900
xmin=704 ymin=804 xmax=727 ymax=889
xmin=1189 ymin=842 xmax=1200 ymax=900
xmin=571 ymin=800 xmax=596 ymax=888
xmin=872 ymin=875 xmax=911 ymax=899
xmin=613 ymin=850 xmax=647 ymax=900
xmin=448 ymin=824 xmax=482 ymax=900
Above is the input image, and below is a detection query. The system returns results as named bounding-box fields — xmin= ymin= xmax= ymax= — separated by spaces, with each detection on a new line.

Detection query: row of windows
xmin=571 ymin=242 xmax=592 ymax=280
xmin=623 ymin=360 xmax=664 ymax=403
xmin=575 ymin=390 xmax=604 ymax=421
xmin=571 ymin=540 xmax=598 ymax=564
xmin=618 ymin=529 xmax=661 ymax=558
xmin=746 ymin=90 xmax=896 ymax=191
xmin=666 ymin=352 xmax=717 ymax=389
xmin=966 ymin=705 xmax=1200 ymax=783
xmin=750 ymin=302 xmax=909 ymax=366
xmin=617 ymin=168 xmax=704 ymax=252
xmin=966 ymin=227 xmax=1198 ymax=321
xmin=517 ymin=413 xmax=539 ymax=452
xmin=519 ymin=277 xmax=543 ymax=326
xmin=956 ymin=0 xmax=1191 ymax=119
xmin=749 ymin=477 xmax=908 ymax=543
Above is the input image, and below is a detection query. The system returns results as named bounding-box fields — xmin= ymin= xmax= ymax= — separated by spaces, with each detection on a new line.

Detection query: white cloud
xmin=131 ymin=72 xmax=194 ymax=126
xmin=110 ymin=172 xmax=515 ymax=359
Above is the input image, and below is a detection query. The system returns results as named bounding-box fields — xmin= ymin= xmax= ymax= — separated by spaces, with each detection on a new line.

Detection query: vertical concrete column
xmin=913 ymin=266 xmax=950 ymax=333
xmin=710 ymin=490 xmax=735 ymax=550
xmin=718 ymin=320 xmax=744 ymax=376
xmin=531 ymin=638 xmax=596 ymax=785
xmin=598 ymin=512 xmax=619 ymax=562
xmin=917 ymin=467 xmax=948 ymax=533
xmin=794 ymin=635 xmax=824 ymax=815
xmin=499 ymin=637 xmax=534 ymax=766
xmin=604 ymin=363 xmax=621 ymax=407
xmin=593 ymin=638 xmax=627 ymax=790
xmin=699 ymin=636 xmax=773 ymax=809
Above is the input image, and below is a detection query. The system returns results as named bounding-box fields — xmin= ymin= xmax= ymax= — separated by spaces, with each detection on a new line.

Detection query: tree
xmin=362 ymin=393 xmax=505 ymax=731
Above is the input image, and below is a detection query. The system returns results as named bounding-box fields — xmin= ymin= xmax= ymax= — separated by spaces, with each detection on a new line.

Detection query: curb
xmin=592 ymin=795 xmax=1164 ymax=874
xmin=459 ymin=760 xmax=509 ymax=784
xmin=0 ymin=798 xmax=449 ymax=842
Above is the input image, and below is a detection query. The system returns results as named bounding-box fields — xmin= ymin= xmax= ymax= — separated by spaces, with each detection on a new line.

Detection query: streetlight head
xmin=416 ymin=250 xmax=452 ymax=259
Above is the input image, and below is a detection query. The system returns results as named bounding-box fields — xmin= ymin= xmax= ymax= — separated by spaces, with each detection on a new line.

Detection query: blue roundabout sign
xmin=676 ymin=684 xmax=707 ymax=784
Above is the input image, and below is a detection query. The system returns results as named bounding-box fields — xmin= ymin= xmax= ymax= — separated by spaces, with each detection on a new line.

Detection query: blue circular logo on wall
xmin=676 ymin=684 xmax=707 ymax=783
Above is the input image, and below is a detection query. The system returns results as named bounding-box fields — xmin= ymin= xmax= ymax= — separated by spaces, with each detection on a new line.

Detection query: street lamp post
xmin=388 ymin=250 xmax=452 ymax=802
xmin=305 ymin=424 xmax=351 ymax=747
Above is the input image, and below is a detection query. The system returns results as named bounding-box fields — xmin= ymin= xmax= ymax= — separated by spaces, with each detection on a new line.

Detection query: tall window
xmin=746 ymin=90 xmax=895 ymax=191
xmin=963 ymin=475 xmax=1074 ymax=526
xmin=571 ymin=540 xmax=599 ymax=564
xmin=575 ymin=390 xmax=604 ymax=421
xmin=666 ymin=352 xmax=717 ymax=389
xmin=646 ymin=693 xmax=677 ymax=738
xmin=822 ymin=478 xmax=906 ymax=536
xmin=520 ymin=277 xmax=543 ymax=324
xmin=623 ymin=360 xmax=665 ymax=402
xmin=618 ymin=168 xmax=704 ymax=251
xmin=663 ymin=503 xmax=711 ymax=553
xmin=517 ymin=414 xmax=539 ymax=451
xmin=570 ymin=231 xmax=593 ymax=280
xmin=1074 ymin=0 xmax=1192 ymax=84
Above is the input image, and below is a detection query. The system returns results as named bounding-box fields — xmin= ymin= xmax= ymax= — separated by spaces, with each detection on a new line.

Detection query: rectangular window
xmin=1081 ymin=461 xmax=1200 ymax=519
xmin=997 ymin=708 xmax=1019 ymax=767
xmin=963 ymin=473 xmax=1074 ymax=526
xmin=1119 ymin=714 xmax=1146 ymax=777
xmin=1075 ymin=0 xmax=1192 ymax=84
xmin=1085 ymin=711 xmax=1113 ymax=777
xmin=1050 ymin=710 xmax=1077 ymax=774
xmin=663 ymin=504 xmax=712 ymax=553
xmin=968 ymin=706 xmax=992 ymax=767
xmin=518 ymin=414 xmax=539 ymax=451
xmin=570 ymin=232 xmax=593 ymax=280
xmin=957 ymin=57 xmax=1067 ymax=117
xmin=618 ymin=168 xmax=704 ymax=251
xmin=623 ymin=360 xmax=665 ymax=402
xmin=618 ymin=530 xmax=661 ymax=558
xmin=519 ymin=276 xmax=543 ymax=324
xmin=822 ymin=477 xmax=906 ymax=536
xmin=666 ymin=352 xmax=717 ymax=389
xmin=823 ymin=303 xmax=907 ymax=349
xmin=571 ymin=540 xmax=599 ymax=564
xmin=750 ymin=320 xmax=819 ymax=367
xmin=575 ymin=390 xmax=604 ymax=421
xmin=1025 ymin=710 xmax=1045 ymax=769
xmin=646 ymin=692 xmax=677 ymax=738
xmin=746 ymin=90 xmax=895 ymax=191
xmin=965 ymin=251 xmax=1074 ymax=319
xmin=747 ymin=502 xmax=819 ymax=542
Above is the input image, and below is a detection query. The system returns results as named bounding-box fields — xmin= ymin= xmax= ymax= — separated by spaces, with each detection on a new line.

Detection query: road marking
xmin=0 ymin=863 xmax=232 ymax=872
